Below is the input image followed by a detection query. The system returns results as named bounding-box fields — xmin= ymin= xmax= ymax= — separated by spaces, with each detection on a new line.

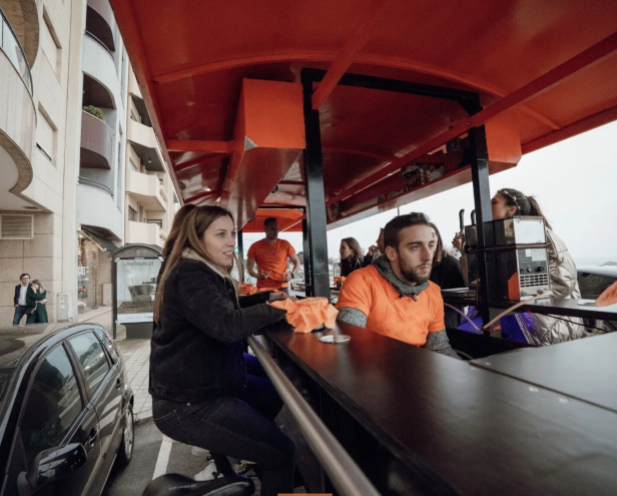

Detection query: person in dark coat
xmin=428 ymin=223 xmax=465 ymax=330
xmin=150 ymin=205 xmax=294 ymax=496
xmin=26 ymin=279 xmax=48 ymax=324
xmin=13 ymin=273 xmax=31 ymax=325
xmin=339 ymin=237 xmax=364 ymax=277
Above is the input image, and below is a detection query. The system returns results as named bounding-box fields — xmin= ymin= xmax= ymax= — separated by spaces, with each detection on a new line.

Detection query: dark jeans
xmin=13 ymin=306 xmax=27 ymax=325
xmin=152 ymin=362 xmax=294 ymax=496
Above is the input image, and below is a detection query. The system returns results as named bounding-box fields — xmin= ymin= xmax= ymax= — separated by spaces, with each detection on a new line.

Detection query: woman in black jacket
xmin=428 ymin=222 xmax=465 ymax=330
xmin=339 ymin=237 xmax=364 ymax=277
xmin=150 ymin=206 xmax=293 ymax=496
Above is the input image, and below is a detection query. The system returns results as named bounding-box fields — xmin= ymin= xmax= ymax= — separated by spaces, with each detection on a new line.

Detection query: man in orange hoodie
xmin=247 ymin=217 xmax=301 ymax=293
xmin=337 ymin=213 xmax=459 ymax=358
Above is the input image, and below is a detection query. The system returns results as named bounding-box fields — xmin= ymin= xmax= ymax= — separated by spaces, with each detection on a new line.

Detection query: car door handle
xmin=87 ymin=426 xmax=99 ymax=448
xmin=115 ymin=377 xmax=122 ymax=390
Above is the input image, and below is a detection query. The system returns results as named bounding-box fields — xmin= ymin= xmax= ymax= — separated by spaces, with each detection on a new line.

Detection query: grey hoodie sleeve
xmin=424 ymin=330 xmax=461 ymax=359
xmin=337 ymin=307 xmax=368 ymax=328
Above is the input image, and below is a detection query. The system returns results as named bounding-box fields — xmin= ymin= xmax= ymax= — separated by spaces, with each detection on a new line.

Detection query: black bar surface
xmin=266 ymin=322 xmax=617 ymax=496
xmin=471 ymin=331 xmax=617 ymax=413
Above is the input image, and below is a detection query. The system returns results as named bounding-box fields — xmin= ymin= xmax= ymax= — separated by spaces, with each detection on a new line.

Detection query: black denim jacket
xmin=149 ymin=259 xmax=286 ymax=403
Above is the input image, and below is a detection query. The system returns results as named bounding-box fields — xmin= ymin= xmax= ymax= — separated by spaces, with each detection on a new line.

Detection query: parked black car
xmin=0 ymin=323 xmax=134 ymax=495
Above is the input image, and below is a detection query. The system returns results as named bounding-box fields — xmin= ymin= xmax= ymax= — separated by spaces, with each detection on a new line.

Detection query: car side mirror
xmin=26 ymin=443 xmax=87 ymax=490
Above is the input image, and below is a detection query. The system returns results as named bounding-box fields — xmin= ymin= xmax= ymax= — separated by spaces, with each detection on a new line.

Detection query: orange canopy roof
xmin=111 ymin=0 xmax=617 ymax=228
xmin=241 ymin=209 xmax=304 ymax=233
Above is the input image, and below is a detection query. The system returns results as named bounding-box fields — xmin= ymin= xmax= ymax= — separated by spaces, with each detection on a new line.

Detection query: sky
xmin=243 ymin=121 xmax=617 ymax=266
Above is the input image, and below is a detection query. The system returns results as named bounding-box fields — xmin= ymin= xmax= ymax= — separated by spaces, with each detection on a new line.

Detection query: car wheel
xmin=117 ymin=404 xmax=134 ymax=467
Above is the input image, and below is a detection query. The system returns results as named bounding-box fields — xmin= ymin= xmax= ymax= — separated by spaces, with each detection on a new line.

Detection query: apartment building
xmin=124 ymin=67 xmax=175 ymax=249
xmin=0 ymin=0 xmax=176 ymax=324
xmin=0 ymin=0 xmax=84 ymax=325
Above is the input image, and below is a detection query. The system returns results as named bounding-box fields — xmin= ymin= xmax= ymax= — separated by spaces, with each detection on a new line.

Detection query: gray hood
xmin=372 ymin=255 xmax=429 ymax=298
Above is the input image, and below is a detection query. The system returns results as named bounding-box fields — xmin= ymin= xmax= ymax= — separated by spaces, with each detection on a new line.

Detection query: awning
xmin=81 ymin=228 xmax=119 ymax=253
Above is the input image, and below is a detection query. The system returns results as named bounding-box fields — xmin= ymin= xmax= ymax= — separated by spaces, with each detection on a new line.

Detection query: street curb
xmin=135 ymin=414 xmax=154 ymax=426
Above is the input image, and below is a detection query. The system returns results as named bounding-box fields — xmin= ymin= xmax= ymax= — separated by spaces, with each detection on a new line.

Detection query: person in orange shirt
xmin=336 ymin=213 xmax=459 ymax=358
xmin=247 ymin=217 xmax=301 ymax=293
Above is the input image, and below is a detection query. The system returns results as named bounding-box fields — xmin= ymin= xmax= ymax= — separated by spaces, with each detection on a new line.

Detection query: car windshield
xmin=0 ymin=368 xmax=15 ymax=411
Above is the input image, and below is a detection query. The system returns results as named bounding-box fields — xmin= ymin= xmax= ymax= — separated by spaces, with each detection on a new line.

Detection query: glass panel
xmin=94 ymin=328 xmax=119 ymax=363
xmin=21 ymin=346 xmax=84 ymax=466
xmin=116 ymin=257 xmax=161 ymax=324
xmin=1 ymin=14 xmax=32 ymax=93
xmin=0 ymin=368 xmax=15 ymax=411
xmin=68 ymin=333 xmax=110 ymax=394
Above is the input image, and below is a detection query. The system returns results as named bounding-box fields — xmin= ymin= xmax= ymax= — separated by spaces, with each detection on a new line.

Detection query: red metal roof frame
xmin=110 ymin=0 xmax=617 ymax=229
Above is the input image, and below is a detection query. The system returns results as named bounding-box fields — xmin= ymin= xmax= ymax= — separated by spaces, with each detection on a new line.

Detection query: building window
xmin=128 ymin=206 xmax=137 ymax=222
xmin=41 ymin=10 xmax=62 ymax=77
xmin=147 ymin=219 xmax=163 ymax=228
xmin=36 ymin=106 xmax=56 ymax=164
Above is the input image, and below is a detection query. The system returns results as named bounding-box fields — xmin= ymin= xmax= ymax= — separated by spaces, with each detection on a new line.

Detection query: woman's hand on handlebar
xmin=452 ymin=233 xmax=465 ymax=252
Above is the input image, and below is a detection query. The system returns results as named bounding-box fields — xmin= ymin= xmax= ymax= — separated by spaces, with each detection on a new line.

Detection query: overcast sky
xmin=244 ymin=121 xmax=617 ymax=266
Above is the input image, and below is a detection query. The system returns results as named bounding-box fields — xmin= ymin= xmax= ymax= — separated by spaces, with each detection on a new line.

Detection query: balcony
xmin=127 ymin=170 xmax=167 ymax=211
xmin=128 ymin=118 xmax=164 ymax=171
xmin=86 ymin=0 xmax=115 ymax=52
xmin=126 ymin=221 xmax=167 ymax=247
xmin=77 ymin=181 xmax=123 ymax=241
xmin=0 ymin=7 xmax=36 ymax=203
xmin=80 ymin=111 xmax=112 ymax=169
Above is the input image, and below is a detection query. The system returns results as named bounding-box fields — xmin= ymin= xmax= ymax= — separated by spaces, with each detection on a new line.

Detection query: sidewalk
xmin=79 ymin=307 xmax=153 ymax=424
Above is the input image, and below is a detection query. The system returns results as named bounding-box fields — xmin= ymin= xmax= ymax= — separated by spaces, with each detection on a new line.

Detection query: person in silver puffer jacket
xmin=455 ymin=188 xmax=586 ymax=345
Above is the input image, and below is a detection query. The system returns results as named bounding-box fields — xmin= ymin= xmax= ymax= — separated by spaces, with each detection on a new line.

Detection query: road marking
xmin=153 ymin=435 xmax=173 ymax=479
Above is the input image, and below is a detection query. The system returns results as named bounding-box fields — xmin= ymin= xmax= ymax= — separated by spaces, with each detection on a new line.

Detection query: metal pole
xmin=237 ymin=229 xmax=244 ymax=283
xmin=248 ymin=335 xmax=382 ymax=496
xmin=469 ymin=124 xmax=493 ymax=332
xmin=301 ymin=69 xmax=330 ymax=299
xmin=302 ymin=217 xmax=313 ymax=297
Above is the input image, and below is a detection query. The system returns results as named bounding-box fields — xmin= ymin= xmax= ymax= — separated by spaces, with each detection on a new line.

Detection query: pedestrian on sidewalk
xmin=13 ymin=273 xmax=31 ymax=326
xmin=26 ymin=280 xmax=48 ymax=324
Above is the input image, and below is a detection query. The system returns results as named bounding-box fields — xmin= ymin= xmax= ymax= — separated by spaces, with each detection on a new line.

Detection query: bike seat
xmin=142 ymin=473 xmax=254 ymax=496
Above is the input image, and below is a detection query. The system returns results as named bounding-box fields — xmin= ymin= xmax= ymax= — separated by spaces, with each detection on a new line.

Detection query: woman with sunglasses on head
xmin=149 ymin=206 xmax=294 ymax=496
xmin=453 ymin=188 xmax=586 ymax=345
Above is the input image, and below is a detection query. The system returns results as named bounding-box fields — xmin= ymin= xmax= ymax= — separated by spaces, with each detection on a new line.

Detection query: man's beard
xmin=399 ymin=259 xmax=432 ymax=285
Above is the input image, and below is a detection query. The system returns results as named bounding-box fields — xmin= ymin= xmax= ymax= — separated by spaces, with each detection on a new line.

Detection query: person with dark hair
xmin=26 ymin=280 xmax=48 ymax=324
xmin=13 ymin=273 xmax=31 ymax=326
xmin=364 ymin=228 xmax=385 ymax=265
xmin=453 ymin=188 xmax=585 ymax=345
xmin=339 ymin=237 xmax=364 ymax=277
xmin=336 ymin=213 xmax=459 ymax=358
xmin=150 ymin=206 xmax=294 ymax=496
xmin=246 ymin=217 xmax=301 ymax=293
xmin=428 ymin=223 xmax=465 ymax=330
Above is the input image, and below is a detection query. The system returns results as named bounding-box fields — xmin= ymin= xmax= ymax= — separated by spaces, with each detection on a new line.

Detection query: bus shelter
xmin=112 ymin=243 xmax=162 ymax=339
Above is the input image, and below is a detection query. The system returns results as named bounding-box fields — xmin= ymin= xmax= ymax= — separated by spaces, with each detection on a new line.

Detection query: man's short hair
xmin=20 ymin=273 xmax=30 ymax=280
xmin=263 ymin=217 xmax=278 ymax=227
xmin=384 ymin=213 xmax=430 ymax=249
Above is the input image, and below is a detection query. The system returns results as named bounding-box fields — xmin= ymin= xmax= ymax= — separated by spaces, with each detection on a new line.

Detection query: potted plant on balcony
xmin=83 ymin=105 xmax=105 ymax=121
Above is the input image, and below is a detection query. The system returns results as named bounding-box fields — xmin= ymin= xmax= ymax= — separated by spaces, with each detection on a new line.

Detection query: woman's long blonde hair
xmin=154 ymin=206 xmax=234 ymax=322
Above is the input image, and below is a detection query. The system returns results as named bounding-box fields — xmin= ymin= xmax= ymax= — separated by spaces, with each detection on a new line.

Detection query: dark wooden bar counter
xmin=265 ymin=322 xmax=617 ymax=496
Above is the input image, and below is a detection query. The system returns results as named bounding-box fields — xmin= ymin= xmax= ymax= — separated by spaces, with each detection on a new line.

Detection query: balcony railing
xmin=80 ymin=110 xmax=113 ymax=169
xmin=78 ymin=175 xmax=113 ymax=196
xmin=0 ymin=5 xmax=33 ymax=95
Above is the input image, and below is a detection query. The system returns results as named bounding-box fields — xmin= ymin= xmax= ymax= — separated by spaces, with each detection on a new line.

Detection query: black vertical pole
xmin=237 ymin=229 xmax=244 ymax=282
xmin=469 ymin=124 xmax=493 ymax=332
xmin=301 ymin=69 xmax=330 ymax=299
xmin=302 ymin=218 xmax=312 ymax=296
xmin=112 ymin=257 xmax=117 ymax=339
